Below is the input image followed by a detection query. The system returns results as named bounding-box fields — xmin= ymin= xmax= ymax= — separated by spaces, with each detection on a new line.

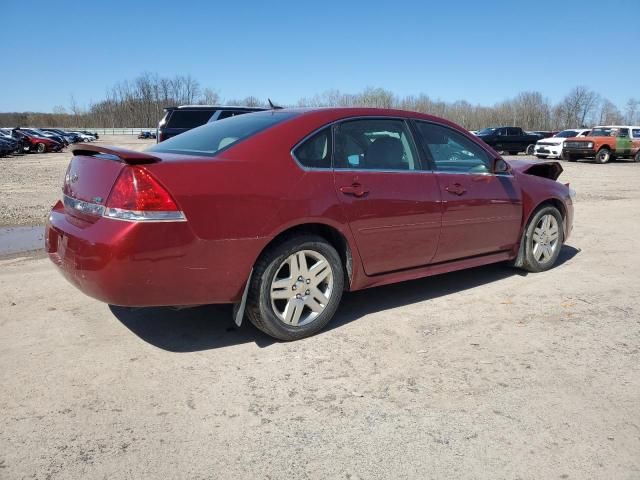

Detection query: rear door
xmin=332 ymin=118 xmax=442 ymax=275
xmin=413 ymin=121 xmax=523 ymax=263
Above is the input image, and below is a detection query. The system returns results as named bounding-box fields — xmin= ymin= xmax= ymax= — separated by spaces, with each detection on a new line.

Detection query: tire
xmin=246 ymin=234 xmax=344 ymax=341
xmin=36 ymin=143 xmax=46 ymax=153
xmin=634 ymin=151 xmax=640 ymax=163
xmin=594 ymin=147 xmax=611 ymax=164
xmin=520 ymin=206 xmax=564 ymax=273
xmin=526 ymin=144 xmax=535 ymax=155
xmin=508 ymin=151 xmax=519 ymax=156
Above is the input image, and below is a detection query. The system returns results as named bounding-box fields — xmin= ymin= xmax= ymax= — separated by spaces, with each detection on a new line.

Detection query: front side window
xmin=632 ymin=129 xmax=640 ymax=138
xmin=618 ymin=128 xmax=630 ymax=137
xmin=334 ymin=119 xmax=418 ymax=171
xmin=415 ymin=121 xmax=492 ymax=174
xmin=148 ymin=111 xmax=297 ymax=157
xmin=293 ymin=128 xmax=331 ymax=169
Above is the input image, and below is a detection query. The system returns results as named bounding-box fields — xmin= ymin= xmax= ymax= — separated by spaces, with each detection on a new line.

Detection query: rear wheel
xmin=526 ymin=144 xmax=535 ymax=155
xmin=36 ymin=143 xmax=46 ymax=153
xmin=595 ymin=147 xmax=611 ymax=164
xmin=634 ymin=151 xmax=640 ymax=163
xmin=520 ymin=206 xmax=564 ymax=273
xmin=246 ymin=235 xmax=344 ymax=341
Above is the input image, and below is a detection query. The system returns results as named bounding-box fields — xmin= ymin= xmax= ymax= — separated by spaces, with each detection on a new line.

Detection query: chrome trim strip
xmin=63 ymin=194 xmax=187 ymax=222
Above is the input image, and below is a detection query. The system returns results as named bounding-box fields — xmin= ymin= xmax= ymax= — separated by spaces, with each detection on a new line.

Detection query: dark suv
xmin=156 ymin=105 xmax=265 ymax=142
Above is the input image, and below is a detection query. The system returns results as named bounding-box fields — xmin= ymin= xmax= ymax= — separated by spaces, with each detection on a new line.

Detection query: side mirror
xmin=493 ymin=158 xmax=510 ymax=174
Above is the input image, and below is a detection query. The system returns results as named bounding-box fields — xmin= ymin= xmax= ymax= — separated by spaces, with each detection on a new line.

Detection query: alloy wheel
xmin=532 ymin=214 xmax=560 ymax=264
xmin=269 ymin=250 xmax=334 ymax=327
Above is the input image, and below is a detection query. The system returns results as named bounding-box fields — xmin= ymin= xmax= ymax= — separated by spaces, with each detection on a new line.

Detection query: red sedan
xmin=46 ymin=108 xmax=574 ymax=340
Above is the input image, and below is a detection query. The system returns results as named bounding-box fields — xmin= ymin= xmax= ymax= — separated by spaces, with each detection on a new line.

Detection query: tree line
xmin=0 ymin=72 xmax=638 ymax=130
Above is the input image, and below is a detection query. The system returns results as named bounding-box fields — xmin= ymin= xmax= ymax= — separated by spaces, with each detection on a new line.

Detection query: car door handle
xmin=445 ymin=183 xmax=466 ymax=196
xmin=340 ymin=183 xmax=369 ymax=197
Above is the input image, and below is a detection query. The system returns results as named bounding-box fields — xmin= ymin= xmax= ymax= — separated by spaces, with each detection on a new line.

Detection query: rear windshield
xmin=147 ymin=110 xmax=297 ymax=157
xmin=165 ymin=109 xmax=216 ymax=128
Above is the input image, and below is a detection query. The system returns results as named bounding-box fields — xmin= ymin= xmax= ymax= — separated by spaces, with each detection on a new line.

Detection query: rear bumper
xmin=46 ymin=200 xmax=266 ymax=306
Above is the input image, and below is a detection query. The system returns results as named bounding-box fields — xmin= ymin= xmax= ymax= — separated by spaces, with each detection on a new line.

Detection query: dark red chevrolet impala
xmin=46 ymin=108 xmax=574 ymax=340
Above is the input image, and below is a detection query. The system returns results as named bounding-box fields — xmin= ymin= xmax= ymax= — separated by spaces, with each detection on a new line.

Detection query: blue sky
xmin=1 ymin=0 xmax=638 ymax=112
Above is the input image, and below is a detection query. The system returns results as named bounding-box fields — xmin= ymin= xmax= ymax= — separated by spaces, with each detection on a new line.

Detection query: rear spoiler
xmin=71 ymin=144 xmax=160 ymax=164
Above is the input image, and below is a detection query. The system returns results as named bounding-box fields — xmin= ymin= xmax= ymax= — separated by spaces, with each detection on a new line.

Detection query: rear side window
xmin=415 ymin=121 xmax=491 ymax=173
xmin=148 ymin=111 xmax=297 ymax=157
xmin=166 ymin=109 xmax=216 ymax=128
xmin=633 ymin=129 xmax=640 ymax=138
xmin=293 ymin=128 xmax=332 ymax=169
xmin=334 ymin=119 xmax=418 ymax=171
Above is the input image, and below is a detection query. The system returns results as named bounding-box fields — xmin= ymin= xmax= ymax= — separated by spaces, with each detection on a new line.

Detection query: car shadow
xmin=109 ymin=245 xmax=580 ymax=352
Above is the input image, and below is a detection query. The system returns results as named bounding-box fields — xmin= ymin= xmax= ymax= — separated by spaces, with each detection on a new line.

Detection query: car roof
xmin=593 ymin=125 xmax=640 ymax=129
xmin=166 ymin=105 xmax=267 ymax=111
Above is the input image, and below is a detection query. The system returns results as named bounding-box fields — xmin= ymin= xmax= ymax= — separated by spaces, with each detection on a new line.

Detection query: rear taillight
xmin=103 ymin=166 xmax=185 ymax=222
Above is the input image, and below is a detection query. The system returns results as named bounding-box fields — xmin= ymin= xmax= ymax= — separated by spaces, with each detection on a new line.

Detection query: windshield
xmin=590 ymin=127 xmax=614 ymax=137
xmin=148 ymin=110 xmax=298 ymax=157
xmin=477 ymin=128 xmax=496 ymax=135
xmin=555 ymin=130 xmax=579 ymax=138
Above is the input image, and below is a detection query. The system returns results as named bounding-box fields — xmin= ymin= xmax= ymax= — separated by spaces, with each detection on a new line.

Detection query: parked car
xmin=476 ymin=127 xmax=542 ymax=155
xmin=534 ymin=129 xmax=591 ymax=159
xmin=0 ymin=137 xmax=16 ymax=156
xmin=78 ymin=130 xmax=99 ymax=139
xmin=138 ymin=131 xmax=156 ymax=139
xmin=42 ymin=128 xmax=79 ymax=144
xmin=0 ymin=133 xmax=23 ymax=154
xmin=68 ymin=131 xmax=96 ymax=142
xmin=156 ymin=105 xmax=265 ymax=142
xmin=530 ymin=131 xmax=557 ymax=139
xmin=0 ymin=129 xmax=26 ymax=153
xmin=563 ymin=125 xmax=640 ymax=164
xmin=46 ymin=108 xmax=574 ymax=340
xmin=23 ymin=128 xmax=68 ymax=147
xmin=13 ymin=129 xmax=63 ymax=153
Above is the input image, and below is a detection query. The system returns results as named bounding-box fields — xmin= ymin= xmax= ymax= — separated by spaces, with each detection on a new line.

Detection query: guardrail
xmin=49 ymin=127 xmax=156 ymax=135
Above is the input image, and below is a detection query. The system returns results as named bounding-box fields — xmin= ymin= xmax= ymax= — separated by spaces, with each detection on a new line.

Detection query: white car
xmin=534 ymin=129 xmax=591 ymax=159
xmin=70 ymin=131 xmax=96 ymax=142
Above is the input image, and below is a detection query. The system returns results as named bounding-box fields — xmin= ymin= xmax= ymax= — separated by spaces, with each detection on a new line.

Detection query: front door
xmin=413 ymin=121 xmax=523 ymax=263
xmin=332 ymin=118 xmax=442 ymax=275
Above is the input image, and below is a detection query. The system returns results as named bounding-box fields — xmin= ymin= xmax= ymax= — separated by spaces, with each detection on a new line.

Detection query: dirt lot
xmin=0 ymin=135 xmax=154 ymax=227
xmin=0 ymin=140 xmax=639 ymax=479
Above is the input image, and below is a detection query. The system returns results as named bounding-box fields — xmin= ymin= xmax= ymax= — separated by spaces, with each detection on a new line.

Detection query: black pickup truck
xmin=475 ymin=127 xmax=541 ymax=155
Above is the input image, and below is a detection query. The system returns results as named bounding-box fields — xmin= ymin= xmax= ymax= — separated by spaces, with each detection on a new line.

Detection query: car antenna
xmin=268 ymin=98 xmax=283 ymax=110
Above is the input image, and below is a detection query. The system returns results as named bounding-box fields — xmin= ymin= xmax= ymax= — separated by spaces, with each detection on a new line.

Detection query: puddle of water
xmin=0 ymin=226 xmax=45 ymax=256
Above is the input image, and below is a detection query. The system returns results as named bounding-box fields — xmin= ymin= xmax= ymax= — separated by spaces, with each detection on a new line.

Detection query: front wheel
xmin=634 ymin=151 xmax=640 ymax=163
xmin=246 ymin=235 xmax=344 ymax=341
xmin=595 ymin=147 xmax=611 ymax=164
xmin=520 ymin=206 xmax=564 ymax=273
xmin=36 ymin=143 xmax=46 ymax=153
xmin=526 ymin=144 xmax=535 ymax=155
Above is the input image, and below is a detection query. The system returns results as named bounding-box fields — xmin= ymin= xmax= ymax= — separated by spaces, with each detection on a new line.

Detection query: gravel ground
xmin=0 ymin=142 xmax=639 ymax=479
xmin=0 ymin=135 xmax=153 ymax=227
